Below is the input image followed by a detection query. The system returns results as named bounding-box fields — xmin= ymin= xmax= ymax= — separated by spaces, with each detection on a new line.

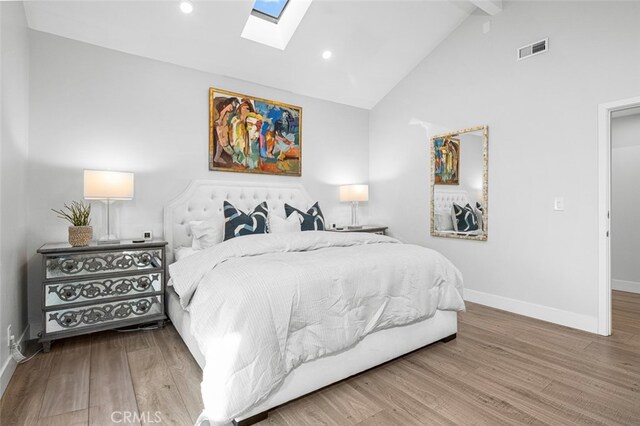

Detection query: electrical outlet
xmin=7 ymin=325 xmax=13 ymax=348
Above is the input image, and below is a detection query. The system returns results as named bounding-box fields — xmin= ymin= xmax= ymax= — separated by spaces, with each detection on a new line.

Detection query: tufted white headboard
xmin=163 ymin=180 xmax=314 ymax=262
xmin=433 ymin=188 xmax=471 ymax=212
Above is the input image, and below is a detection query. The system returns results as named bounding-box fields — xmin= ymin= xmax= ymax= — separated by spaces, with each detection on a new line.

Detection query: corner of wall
xmin=0 ymin=325 xmax=29 ymax=396
xmin=0 ymin=0 xmax=31 ymax=399
xmin=464 ymin=289 xmax=599 ymax=334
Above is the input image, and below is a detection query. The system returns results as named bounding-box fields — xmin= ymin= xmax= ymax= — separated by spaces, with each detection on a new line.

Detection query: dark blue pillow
xmin=223 ymin=201 xmax=268 ymax=241
xmin=452 ymin=203 xmax=479 ymax=232
xmin=284 ymin=202 xmax=325 ymax=231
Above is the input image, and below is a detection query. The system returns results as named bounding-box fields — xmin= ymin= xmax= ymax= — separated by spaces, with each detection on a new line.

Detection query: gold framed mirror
xmin=430 ymin=125 xmax=488 ymax=241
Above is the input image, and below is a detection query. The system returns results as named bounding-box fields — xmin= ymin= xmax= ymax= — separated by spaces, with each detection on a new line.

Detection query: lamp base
xmin=349 ymin=201 xmax=361 ymax=229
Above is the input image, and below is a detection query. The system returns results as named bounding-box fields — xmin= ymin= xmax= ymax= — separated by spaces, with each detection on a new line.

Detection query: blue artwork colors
xmin=433 ymin=137 xmax=459 ymax=185
xmin=210 ymin=88 xmax=302 ymax=176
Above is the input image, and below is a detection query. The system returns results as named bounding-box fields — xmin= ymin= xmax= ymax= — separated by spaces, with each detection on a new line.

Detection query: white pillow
xmin=435 ymin=209 xmax=454 ymax=231
xmin=190 ymin=213 xmax=224 ymax=250
xmin=174 ymin=246 xmax=198 ymax=262
xmin=269 ymin=211 xmax=301 ymax=233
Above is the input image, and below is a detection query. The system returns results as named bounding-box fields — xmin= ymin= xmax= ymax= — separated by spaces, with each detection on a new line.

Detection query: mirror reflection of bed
xmin=431 ymin=125 xmax=488 ymax=240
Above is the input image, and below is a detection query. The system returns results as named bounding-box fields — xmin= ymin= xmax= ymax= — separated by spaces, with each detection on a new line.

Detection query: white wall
xmin=27 ymin=31 xmax=370 ymax=335
xmin=0 ymin=1 xmax=30 ymax=396
xmin=611 ymin=113 xmax=640 ymax=293
xmin=369 ymin=1 xmax=640 ymax=332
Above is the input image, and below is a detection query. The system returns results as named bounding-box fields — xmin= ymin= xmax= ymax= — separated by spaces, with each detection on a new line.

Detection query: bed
xmin=163 ymin=180 xmax=465 ymax=425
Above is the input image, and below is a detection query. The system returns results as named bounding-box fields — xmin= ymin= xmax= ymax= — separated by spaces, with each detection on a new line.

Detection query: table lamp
xmin=339 ymin=184 xmax=368 ymax=229
xmin=84 ymin=170 xmax=134 ymax=243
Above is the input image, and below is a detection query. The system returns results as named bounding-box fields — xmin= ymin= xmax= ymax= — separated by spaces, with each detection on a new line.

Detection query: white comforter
xmin=169 ymin=231 xmax=465 ymax=424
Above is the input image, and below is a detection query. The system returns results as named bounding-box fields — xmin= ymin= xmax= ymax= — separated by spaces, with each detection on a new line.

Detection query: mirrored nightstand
xmin=37 ymin=240 xmax=168 ymax=352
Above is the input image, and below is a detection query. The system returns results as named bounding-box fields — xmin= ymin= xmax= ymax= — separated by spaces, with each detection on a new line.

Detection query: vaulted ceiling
xmin=24 ymin=0 xmax=484 ymax=109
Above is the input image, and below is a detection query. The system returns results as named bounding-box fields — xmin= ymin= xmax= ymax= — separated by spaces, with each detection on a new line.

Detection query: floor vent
xmin=517 ymin=38 xmax=548 ymax=61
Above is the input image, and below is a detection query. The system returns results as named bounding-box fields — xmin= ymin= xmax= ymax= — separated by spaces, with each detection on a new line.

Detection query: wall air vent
xmin=517 ymin=38 xmax=548 ymax=61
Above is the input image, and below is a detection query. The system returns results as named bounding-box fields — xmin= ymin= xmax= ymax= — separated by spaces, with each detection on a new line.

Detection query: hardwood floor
xmin=2 ymin=291 xmax=639 ymax=425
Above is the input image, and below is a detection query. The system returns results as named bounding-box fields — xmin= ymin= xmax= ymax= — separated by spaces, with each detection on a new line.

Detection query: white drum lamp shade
xmin=84 ymin=170 xmax=134 ymax=200
xmin=339 ymin=184 xmax=369 ymax=203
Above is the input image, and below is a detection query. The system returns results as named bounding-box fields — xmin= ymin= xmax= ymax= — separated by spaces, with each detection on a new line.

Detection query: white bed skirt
xmin=166 ymin=286 xmax=457 ymax=423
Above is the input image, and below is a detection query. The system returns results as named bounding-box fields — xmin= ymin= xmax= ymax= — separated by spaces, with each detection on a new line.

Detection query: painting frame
xmin=429 ymin=125 xmax=489 ymax=242
xmin=209 ymin=87 xmax=303 ymax=176
xmin=432 ymin=136 xmax=460 ymax=185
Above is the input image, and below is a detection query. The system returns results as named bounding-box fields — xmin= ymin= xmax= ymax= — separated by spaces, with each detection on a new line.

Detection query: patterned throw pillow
xmin=223 ymin=201 xmax=269 ymax=241
xmin=284 ymin=202 xmax=326 ymax=231
xmin=452 ymin=203 xmax=479 ymax=232
xmin=475 ymin=202 xmax=484 ymax=231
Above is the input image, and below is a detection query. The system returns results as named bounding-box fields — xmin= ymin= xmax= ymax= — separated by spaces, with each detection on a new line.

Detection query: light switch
xmin=554 ymin=197 xmax=564 ymax=211
xmin=483 ymin=21 xmax=491 ymax=34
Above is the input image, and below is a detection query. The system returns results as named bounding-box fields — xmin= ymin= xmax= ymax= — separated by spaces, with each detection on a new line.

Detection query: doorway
xmin=611 ymin=107 xmax=640 ymax=335
xmin=598 ymin=96 xmax=640 ymax=336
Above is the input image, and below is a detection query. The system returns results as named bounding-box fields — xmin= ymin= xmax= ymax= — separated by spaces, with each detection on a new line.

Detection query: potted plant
xmin=52 ymin=201 xmax=93 ymax=247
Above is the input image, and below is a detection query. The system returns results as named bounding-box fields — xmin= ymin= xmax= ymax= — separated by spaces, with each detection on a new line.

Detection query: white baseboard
xmin=0 ymin=325 xmax=29 ymax=398
xmin=612 ymin=279 xmax=640 ymax=294
xmin=463 ymin=289 xmax=599 ymax=334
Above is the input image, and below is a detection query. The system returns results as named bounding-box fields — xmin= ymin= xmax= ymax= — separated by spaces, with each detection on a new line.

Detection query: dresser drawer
xmin=45 ymin=295 xmax=163 ymax=334
xmin=44 ymin=272 xmax=162 ymax=307
xmin=44 ymin=248 xmax=163 ymax=281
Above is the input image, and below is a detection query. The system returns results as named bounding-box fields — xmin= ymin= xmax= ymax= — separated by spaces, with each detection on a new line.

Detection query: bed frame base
xmin=233 ymin=412 xmax=269 ymax=426
xmin=233 ymin=332 xmax=457 ymax=426
xmin=441 ymin=332 xmax=457 ymax=342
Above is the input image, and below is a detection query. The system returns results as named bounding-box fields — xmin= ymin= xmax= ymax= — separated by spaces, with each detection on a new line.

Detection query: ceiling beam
xmin=469 ymin=0 xmax=503 ymax=15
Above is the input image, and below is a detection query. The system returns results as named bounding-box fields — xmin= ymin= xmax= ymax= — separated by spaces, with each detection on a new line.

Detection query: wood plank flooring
xmin=1 ymin=291 xmax=639 ymax=425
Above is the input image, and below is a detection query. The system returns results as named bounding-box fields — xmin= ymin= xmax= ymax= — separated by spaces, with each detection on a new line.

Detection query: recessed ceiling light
xmin=322 ymin=50 xmax=332 ymax=60
xmin=180 ymin=0 xmax=194 ymax=14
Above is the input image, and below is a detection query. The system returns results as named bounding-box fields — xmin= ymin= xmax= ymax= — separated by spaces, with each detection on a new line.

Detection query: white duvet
xmin=169 ymin=231 xmax=465 ymax=424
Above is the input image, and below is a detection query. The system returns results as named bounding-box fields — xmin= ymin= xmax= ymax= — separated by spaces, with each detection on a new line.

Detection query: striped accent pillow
xmin=223 ymin=201 xmax=269 ymax=241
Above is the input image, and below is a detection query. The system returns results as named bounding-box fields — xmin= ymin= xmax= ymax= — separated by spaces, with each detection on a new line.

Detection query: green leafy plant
xmin=52 ymin=201 xmax=92 ymax=226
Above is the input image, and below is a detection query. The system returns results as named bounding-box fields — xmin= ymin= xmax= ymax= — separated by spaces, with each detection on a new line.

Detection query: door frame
xmin=597 ymin=95 xmax=640 ymax=336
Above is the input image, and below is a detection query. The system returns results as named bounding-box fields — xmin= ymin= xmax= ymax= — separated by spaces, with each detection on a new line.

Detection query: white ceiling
xmin=24 ymin=0 xmax=478 ymax=109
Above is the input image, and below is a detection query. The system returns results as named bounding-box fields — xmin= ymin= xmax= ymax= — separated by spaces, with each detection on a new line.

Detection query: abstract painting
xmin=433 ymin=137 xmax=459 ymax=184
xmin=209 ymin=88 xmax=302 ymax=176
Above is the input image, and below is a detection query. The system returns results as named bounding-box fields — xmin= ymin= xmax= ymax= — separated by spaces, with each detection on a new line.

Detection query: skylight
xmin=242 ymin=0 xmax=312 ymax=50
xmin=252 ymin=0 xmax=290 ymax=23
